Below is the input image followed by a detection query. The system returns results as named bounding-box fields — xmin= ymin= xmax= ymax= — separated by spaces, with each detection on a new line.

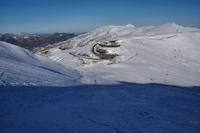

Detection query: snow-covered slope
xmin=0 ymin=41 xmax=81 ymax=86
xmin=35 ymin=23 xmax=200 ymax=86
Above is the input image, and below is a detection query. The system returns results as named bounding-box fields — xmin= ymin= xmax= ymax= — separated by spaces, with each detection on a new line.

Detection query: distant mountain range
xmin=0 ymin=33 xmax=76 ymax=49
xmin=1 ymin=23 xmax=200 ymax=86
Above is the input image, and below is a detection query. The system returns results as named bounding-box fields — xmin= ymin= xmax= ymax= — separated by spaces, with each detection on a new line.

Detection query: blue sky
xmin=0 ymin=0 xmax=200 ymax=33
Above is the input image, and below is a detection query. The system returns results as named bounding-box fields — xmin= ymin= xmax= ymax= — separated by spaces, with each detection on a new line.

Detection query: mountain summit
xmin=34 ymin=23 xmax=200 ymax=86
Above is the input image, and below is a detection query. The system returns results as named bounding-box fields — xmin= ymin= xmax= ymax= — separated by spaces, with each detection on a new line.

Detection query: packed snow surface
xmin=36 ymin=23 xmax=200 ymax=86
xmin=0 ymin=41 xmax=81 ymax=86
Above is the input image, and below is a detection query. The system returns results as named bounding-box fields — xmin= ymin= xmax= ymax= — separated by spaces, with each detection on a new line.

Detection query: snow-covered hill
xmin=1 ymin=24 xmax=200 ymax=133
xmin=0 ymin=41 xmax=81 ymax=86
xmin=35 ymin=23 xmax=200 ymax=86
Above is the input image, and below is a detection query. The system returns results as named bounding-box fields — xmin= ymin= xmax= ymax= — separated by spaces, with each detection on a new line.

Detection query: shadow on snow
xmin=0 ymin=82 xmax=200 ymax=133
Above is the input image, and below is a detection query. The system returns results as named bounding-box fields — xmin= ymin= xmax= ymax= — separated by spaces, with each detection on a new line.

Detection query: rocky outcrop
xmin=92 ymin=40 xmax=120 ymax=59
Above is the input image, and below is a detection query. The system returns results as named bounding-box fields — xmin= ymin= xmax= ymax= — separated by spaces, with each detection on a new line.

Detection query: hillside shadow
xmin=0 ymin=82 xmax=200 ymax=133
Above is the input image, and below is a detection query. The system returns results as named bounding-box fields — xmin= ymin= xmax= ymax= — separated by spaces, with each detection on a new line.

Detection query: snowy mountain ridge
xmin=35 ymin=23 xmax=200 ymax=86
xmin=35 ymin=23 xmax=199 ymax=53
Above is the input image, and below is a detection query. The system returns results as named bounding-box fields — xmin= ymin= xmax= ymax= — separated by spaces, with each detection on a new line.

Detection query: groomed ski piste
xmin=0 ymin=23 xmax=200 ymax=133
